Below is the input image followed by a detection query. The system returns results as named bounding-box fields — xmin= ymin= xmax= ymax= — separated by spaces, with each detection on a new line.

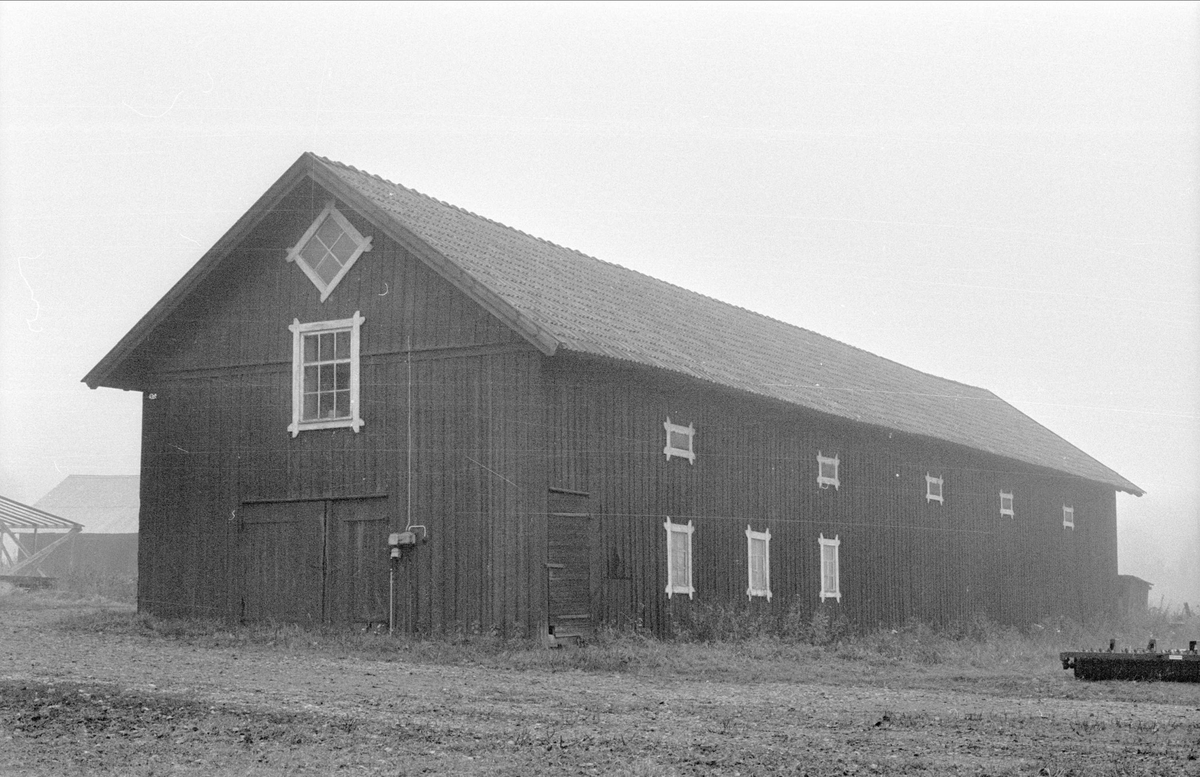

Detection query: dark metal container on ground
xmin=1061 ymin=641 xmax=1200 ymax=682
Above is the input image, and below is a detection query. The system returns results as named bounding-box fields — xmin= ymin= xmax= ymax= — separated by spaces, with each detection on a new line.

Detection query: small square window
xmin=663 ymin=417 xmax=695 ymax=464
xmin=286 ymin=202 xmax=373 ymax=301
xmin=819 ymin=534 xmax=841 ymax=602
xmin=664 ymin=518 xmax=694 ymax=598
xmin=288 ymin=312 xmax=364 ymax=437
xmin=1063 ymin=505 xmax=1074 ymax=530
xmin=925 ymin=474 xmax=944 ymax=504
xmin=745 ymin=526 xmax=771 ymax=600
xmin=817 ymin=452 xmax=840 ymax=490
xmin=999 ymin=491 xmax=1014 ymax=518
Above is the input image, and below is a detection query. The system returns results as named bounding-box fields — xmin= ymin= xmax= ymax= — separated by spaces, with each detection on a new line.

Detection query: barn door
xmin=546 ymin=491 xmax=593 ymax=640
xmin=240 ymin=500 xmax=325 ymax=623
xmin=324 ymin=497 xmax=389 ymax=628
xmin=240 ymin=497 xmax=389 ymax=627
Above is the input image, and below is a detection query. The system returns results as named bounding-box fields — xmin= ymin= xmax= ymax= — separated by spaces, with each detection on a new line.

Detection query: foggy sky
xmin=1 ymin=1 xmax=1196 ymax=606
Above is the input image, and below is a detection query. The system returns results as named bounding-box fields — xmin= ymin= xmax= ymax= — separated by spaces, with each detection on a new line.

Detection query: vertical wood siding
xmin=130 ymin=176 xmax=1119 ymax=636
xmin=135 ymin=179 xmax=545 ymax=635
xmin=543 ymin=353 xmax=1119 ymax=635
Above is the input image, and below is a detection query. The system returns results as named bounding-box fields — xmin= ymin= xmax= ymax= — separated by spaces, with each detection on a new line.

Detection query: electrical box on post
xmin=389 ymin=531 xmax=417 ymax=548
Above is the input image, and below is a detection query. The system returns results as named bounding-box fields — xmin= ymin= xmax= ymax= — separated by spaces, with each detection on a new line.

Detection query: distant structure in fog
xmin=1116 ymin=574 xmax=1153 ymax=615
xmin=84 ymin=153 xmax=1142 ymax=637
xmin=31 ymin=475 xmax=138 ymax=582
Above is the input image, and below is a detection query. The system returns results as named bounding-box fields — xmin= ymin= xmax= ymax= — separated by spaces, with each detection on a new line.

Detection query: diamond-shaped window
xmin=286 ymin=202 xmax=373 ymax=301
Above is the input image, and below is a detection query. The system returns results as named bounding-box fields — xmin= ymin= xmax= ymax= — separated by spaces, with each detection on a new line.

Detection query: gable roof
xmin=34 ymin=476 xmax=139 ymax=534
xmin=84 ymin=152 xmax=1142 ymax=495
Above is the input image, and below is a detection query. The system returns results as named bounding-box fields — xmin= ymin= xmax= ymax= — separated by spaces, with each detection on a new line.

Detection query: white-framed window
xmin=1063 ymin=505 xmax=1074 ymax=530
xmin=816 ymin=452 xmax=840 ymax=490
xmin=745 ymin=526 xmax=772 ymax=600
xmin=662 ymin=416 xmax=695 ymax=464
xmin=286 ymin=201 xmax=373 ymax=301
xmin=999 ymin=491 xmax=1014 ymax=518
xmin=288 ymin=312 xmax=365 ymax=437
xmin=925 ymin=473 xmax=944 ymax=504
xmin=663 ymin=517 xmax=695 ymax=598
xmin=819 ymin=534 xmax=841 ymax=602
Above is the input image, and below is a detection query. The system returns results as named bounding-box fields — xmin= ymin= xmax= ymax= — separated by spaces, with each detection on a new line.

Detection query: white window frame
xmin=925 ymin=473 xmax=944 ymax=504
xmin=285 ymin=201 xmax=373 ymax=301
xmin=1063 ymin=504 xmax=1074 ymax=530
xmin=816 ymin=451 xmax=840 ymax=490
xmin=662 ymin=416 xmax=696 ymax=464
xmin=819 ymin=534 xmax=841 ymax=602
xmin=999 ymin=491 xmax=1015 ymax=518
xmin=745 ymin=526 xmax=772 ymax=601
xmin=288 ymin=311 xmax=365 ymax=438
xmin=663 ymin=517 xmax=695 ymax=598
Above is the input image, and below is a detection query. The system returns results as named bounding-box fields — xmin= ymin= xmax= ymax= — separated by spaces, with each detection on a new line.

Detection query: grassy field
xmin=1 ymin=589 xmax=1197 ymax=776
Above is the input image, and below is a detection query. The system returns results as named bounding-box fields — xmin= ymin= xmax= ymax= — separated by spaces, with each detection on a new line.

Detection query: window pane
xmin=303 ymin=334 xmax=319 ymax=364
xmin=750 ymin=538 xmax=765 ymax=590
xmin=334 ymin=361 xmax=350 ymax=391
xmin=303 ymin=365 xmax=319 ymax=393
xmin=670 ymin=531 xmax=688 ymax=588
xmin=822 ymin=545 xmax=837 ymax=593
xmin=319 ymin=391 xmax=335 ymax=418
xmin=669 ymin=430 xmax=689 ymax=451
xmin=303 ymin=392 xmax=318 ymax=421
xmin=314 ymin=254 xmax=340 ymax=285
xmin=315 ymin=215 xmax=344 ymax=249
xmin=299 ymin=239 xmax=326 ymax=271
xmin=335 ymin=330 xmax=350 ymax=359
xmin=319 ymin=364 xmax=334 ymax=392
xmin=328 ymin=231 xmax=357 ymax=263
xmin=334 ymin=389 xmax=350 ymax=418
xmin=316 ymin=332 xmax=332 ymax=361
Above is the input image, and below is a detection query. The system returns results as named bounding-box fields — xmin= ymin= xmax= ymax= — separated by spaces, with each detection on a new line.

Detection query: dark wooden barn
xmin=84 ymin=153 xmax=1142 ymax=637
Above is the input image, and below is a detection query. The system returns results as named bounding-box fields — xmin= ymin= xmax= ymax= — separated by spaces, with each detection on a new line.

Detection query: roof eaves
xmin=82 ymin=154 xmax=317 ymax=390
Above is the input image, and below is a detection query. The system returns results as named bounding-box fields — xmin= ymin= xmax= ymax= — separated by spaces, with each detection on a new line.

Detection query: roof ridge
xmin=314 ymin=154 xmax=616 ymax=262
xmin=313 ymin=153 xmax=997 ymax=397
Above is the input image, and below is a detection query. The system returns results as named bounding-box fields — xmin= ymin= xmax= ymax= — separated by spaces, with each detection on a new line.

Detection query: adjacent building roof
xmin=0 ymin=494 xmax=84 ymax=533
xmin=34 ymin=475 xmax=139 ymax=534
xmin=84 ymin=152 xmax=1143 ymax=495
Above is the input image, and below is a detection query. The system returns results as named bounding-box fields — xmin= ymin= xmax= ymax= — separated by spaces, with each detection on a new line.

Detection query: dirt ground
xmin=1 ymin=595 xmax=1198 ymax=776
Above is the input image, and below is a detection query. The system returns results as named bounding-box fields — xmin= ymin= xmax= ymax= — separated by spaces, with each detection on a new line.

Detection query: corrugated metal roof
xmin=34 ymin=476 xmax=139 ymax=534
xmin=0 ymin=494 xmax=84 ymax=532
xmin=316 ymin=156 xmax=1142 ymax=495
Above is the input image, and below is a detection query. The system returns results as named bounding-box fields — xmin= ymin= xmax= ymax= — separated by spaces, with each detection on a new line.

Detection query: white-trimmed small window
xmin=819 ymin=534 xmax=841 ymax=602
xmin=745 ymin=526 xmax=771 ymax=600
xmin=663 ymin=417 xmax=695 ymax=464
xmin=999 ymin=491 xmax=1014 ymax=518
xmin=664 ymin=518 xmax=695 ymax=598
xmin=286 ymin=201 xmax=373 ymax=301
xmin=288 ymin=312 xmax=364 ymax=437
xmin=1063 ymin=505 xmax=1074 ymax=530
xmin=816 ymin=452 xmax=840 ymax=490
xmin=925 ymin=473 xmax=944 ymax=504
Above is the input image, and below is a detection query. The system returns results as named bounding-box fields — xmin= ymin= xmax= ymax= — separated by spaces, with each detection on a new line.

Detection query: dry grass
xmin=23 ymin=587 xmax=1194 ymax=691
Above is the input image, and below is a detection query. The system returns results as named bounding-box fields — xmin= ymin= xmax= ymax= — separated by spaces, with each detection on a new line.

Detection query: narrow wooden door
xmin=239 ymin=500 xmax=325 ymax=623
xmin=324 ymin=497 xmax=390 ymax=628
xmin=546 ymin=491 xmax=592 ymax=639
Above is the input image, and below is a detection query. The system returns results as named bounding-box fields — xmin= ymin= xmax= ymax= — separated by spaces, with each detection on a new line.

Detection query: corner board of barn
xmin=83 ymin=153 xmax=1142 ymax=639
